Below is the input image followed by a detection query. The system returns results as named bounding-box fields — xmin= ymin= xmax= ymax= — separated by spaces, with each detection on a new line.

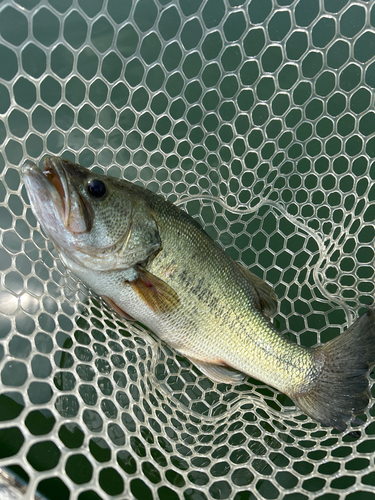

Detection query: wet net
xmin=0 ymin=0 xmax=375 ymax=499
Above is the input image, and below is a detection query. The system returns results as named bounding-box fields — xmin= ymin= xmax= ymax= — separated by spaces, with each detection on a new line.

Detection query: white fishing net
xmin=0 ymin=0 xmax=374 ymax=498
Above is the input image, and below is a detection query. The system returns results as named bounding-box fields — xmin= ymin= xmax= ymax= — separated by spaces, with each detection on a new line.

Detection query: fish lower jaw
xmin=59 ymin=250 xmax=118 ymax=273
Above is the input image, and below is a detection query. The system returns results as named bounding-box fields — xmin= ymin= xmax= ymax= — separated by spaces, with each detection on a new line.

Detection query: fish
xmin=22 ymin=156 xmax=375 ymax=431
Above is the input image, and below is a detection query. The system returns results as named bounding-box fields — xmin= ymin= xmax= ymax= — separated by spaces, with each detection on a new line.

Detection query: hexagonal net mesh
xmin=0 ymin=0 xmax=374 ymax=498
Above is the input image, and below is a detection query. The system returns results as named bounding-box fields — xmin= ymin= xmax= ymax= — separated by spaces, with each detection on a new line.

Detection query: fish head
xmin=22 ymin=156 xmax=160 ymax=271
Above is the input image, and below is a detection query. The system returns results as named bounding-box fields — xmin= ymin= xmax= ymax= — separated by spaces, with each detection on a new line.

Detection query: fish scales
xmin=22 ymin=156 xmax=375 ymax=431
xmin=145 ymin=198 xmax=315 ymax=390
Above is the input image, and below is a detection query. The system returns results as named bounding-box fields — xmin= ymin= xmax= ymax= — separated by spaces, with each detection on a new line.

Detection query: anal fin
xmin=129 ymin=267 xmax=180 ymax=314
xmin=186 ymin=357 xmax=245 ymax=384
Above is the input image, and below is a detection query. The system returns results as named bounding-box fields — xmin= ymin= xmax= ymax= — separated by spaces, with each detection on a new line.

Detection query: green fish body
xmin=22 ymin=157 xmax=375 ymax=430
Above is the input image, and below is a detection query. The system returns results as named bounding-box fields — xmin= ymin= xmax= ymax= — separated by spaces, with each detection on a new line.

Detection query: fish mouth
xmin=42 ymin=156 xmax=70 ymax=225
xmin=22 ymin=157 xmax=91 ymax=234
xmin=22 ymin=158 xmax=67 ymax=227
xmin=43 ymin=157 xmax=67 ymax=213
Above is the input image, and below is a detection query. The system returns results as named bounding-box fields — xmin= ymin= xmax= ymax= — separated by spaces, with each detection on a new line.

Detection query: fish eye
xmin=87 ymin=179 xmax=107 ymax=199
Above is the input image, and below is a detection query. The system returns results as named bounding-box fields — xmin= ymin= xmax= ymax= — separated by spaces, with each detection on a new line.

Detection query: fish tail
xmin=292 ymin=307 xmax=375 ymax=431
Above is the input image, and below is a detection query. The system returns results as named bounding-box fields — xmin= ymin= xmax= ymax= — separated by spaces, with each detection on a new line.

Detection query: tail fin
xmin=292 ymin=307 xmax=375 ymax=431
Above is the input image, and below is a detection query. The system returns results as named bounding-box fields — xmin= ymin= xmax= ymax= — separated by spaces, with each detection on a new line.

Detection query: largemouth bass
xmin=22 ymin=156 xmax=375 ymax=431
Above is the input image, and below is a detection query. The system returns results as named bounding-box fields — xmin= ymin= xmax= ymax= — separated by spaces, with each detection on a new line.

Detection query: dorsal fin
xmin=236 ymin=263 xmax=278 ymax=317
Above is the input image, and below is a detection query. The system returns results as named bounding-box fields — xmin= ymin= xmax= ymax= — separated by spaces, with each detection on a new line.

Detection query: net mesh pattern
xmin=0 ymin=0 xmax=374 ymax=498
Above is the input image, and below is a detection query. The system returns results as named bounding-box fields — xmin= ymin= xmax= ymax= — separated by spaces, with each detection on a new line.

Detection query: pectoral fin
xmin=186 ymin=357 xmax=245 ymax=384
xmin=236 ymin=263 xmax=277 ymax=317
xmin=129 ymin=268 xmax=180 ymax=314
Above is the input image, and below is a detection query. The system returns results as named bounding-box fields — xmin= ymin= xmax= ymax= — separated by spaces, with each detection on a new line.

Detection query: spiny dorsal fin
xmin=236 ymin=263 xmax=278 ymax=317
xmin=129 ymin=267 xmax=180 ymax=314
